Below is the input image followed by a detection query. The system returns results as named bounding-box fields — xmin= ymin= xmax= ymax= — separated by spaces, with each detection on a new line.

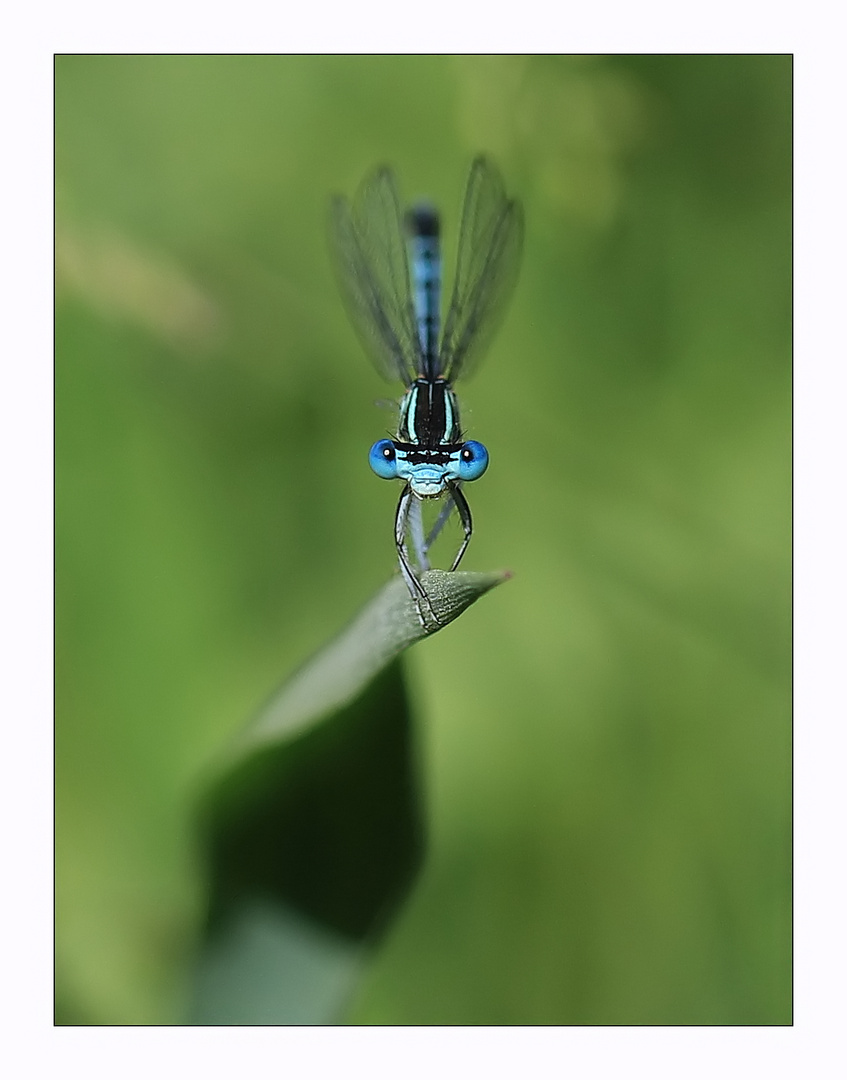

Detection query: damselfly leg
xmin=394 ymin=486 xmax=441 ymax=626
xmin=406 ymin=492 xmax=430 ymax=573
xmin=393 ymin=482 xmax=475 ymax=626
xmin=445 ymin=483 xmax=473 ymax=573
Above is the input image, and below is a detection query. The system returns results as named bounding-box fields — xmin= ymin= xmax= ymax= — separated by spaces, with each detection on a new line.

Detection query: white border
xmin=6 ymin=2 xmax=843 ymax=1076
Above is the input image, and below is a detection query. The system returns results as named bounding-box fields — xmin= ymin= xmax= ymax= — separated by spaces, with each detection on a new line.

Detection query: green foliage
xmin=190 ymin=572 xmax=505 ymax=1023
xmin=56 ymin=55 xmax=791 ymax=1025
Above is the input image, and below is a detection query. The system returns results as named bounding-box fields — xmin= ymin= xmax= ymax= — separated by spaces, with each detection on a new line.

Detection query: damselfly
xmin=330 ymin=157 xmax=522 ymax=624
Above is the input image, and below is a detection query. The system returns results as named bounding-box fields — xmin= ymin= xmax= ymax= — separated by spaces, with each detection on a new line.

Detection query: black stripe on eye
xmin=393 ymin=441 xmax=461 ymax=465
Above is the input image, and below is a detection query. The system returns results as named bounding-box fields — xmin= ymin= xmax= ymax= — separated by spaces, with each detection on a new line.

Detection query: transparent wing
xmin=329 ymin=167 xmax=423 ymax=386
xmin=438 ymin=157 xmax=523 ymax=383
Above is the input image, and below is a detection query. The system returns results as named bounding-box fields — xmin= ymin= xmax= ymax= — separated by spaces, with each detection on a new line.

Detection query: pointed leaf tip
xmin=235 ymin=569 xmax=509 ymax=755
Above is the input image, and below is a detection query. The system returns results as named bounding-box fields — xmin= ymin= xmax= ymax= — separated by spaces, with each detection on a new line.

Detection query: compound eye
xmin=458 ymin=440 xmax=489 ymax=481
xmin=369 ymin=438 xmax=398 ymax=479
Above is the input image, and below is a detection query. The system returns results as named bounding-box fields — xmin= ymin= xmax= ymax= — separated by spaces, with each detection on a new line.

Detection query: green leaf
xmin=234 ymin=569 xmax=510 ymax=757
xmin=188 ymin=569 xmax=509 ymax=1024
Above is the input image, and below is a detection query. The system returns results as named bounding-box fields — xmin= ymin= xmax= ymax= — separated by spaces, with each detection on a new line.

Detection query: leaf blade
xmin=234 ymin=569 xmax=510 ymax=757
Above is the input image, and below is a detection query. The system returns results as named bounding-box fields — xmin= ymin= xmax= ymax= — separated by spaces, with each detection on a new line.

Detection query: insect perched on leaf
xmin=330 ymin=158 xmax=523 ymax=625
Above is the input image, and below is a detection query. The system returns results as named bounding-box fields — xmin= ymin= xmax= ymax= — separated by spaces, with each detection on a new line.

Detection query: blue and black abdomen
xmin=406 ymin=204 xmax=441 ymax=376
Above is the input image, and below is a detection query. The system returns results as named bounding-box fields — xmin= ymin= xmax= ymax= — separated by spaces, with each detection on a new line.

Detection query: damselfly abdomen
xmin=330 ymin=158 xmax=522 ymax=624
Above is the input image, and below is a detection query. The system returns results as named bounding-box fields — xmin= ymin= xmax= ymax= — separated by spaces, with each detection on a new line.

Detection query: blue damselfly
xmin=330 ymin=157 xmax=522 ymax=624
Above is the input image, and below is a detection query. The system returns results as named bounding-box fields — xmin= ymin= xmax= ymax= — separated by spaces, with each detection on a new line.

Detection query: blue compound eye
xmin=458 ymin=440 xmax=489 ymax=481
xmin=369 ymin=439 xmax=398 ymax=479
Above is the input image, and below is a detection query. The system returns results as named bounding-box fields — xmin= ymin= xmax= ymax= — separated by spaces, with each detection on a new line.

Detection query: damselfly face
xmin=330 ymin=157 xmax=522 ymax=624
xmin=370 ymin=435 xmax=490 ymax=497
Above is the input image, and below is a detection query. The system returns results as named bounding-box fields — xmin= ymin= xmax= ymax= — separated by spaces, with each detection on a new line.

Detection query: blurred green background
xmin=55 ymin=55 xmax=791 ymax=1025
